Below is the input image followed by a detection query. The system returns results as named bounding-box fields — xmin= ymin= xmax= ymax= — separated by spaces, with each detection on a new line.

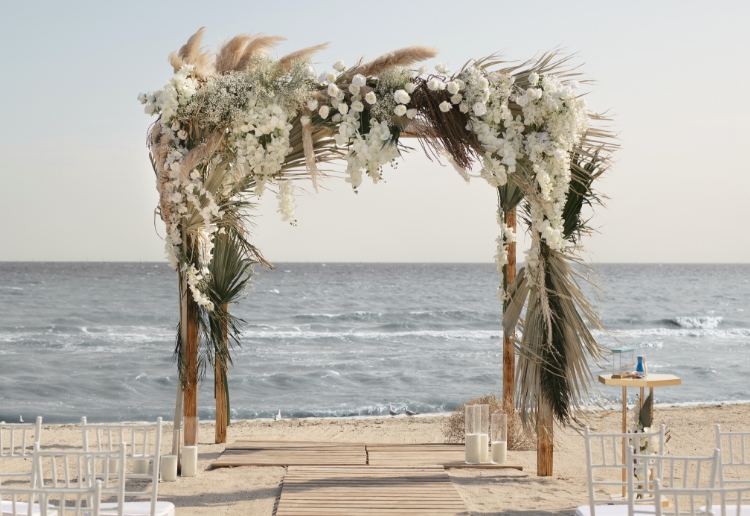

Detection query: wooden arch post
xmin=182 ymin=286 xmax=200 ymax=449
xmin=502 ymin=208 xmax=517 ymax=406
xmin=215 ymin=304 xmax=229 ymax=444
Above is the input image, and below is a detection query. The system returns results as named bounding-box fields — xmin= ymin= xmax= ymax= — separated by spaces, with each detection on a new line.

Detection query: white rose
xmin=478 ymin=76 xmax=489 ymax=90
xmin=393 ymin=89 xmax=411 ymax=104
xmin=351 ymin=100 xmax=364 ymax=112
xmin=528 ymin=72 xmax=539 ymax=86
xmin=318 ymin=105 xmax=330 ymax=119
xmin=365 ymin=91 xmax=377 ymax=104
xmin=455 ymin=79 xmax=465 ymax=90
xmin=427 ymin=78 xmax=444 ymax=91
xmin=394 ymin=104 xmax=407 ymax=116
xmin=326 ymin=72 xmax=337 ymax=83
xmin=307 ymin=99 xmax=319 ymax=111
xmin=404 ymin=82 xmax=416 ymax=93
xmin=417 ymin=65 xmax=427 ymax=76
xmin=327 ymin=83 xmax=339 ymax=96
xmin=406 ymin=108 xmax=417 ymax=119
xmin=318 ymin=72 xmax=328 ymax=84
xmin=459 ymin=102 xmax=469 ymax=113
xmin=332 ymin=113 xmax=342 ymax=123
xmin=472 ymin=102 xmax=487 ymax=116
xmin=333 ymin=60 xmax=346 ymax=72
xmin=305 ymin=65 xmax=316 ymax=79
xmin=447 ymin=81 xmax=459 ymax=95
xmin=177 ymin=129 xmax=188 ymax=140
xmin=450 ymin=93 xmax=462 ymax=104
xmin=348 ymin=84 xmax=360 ymax=95
xmin=352 ymin=74 xmax=366 ymax=87
xmin=435 ymin=62 xmax=448 ymax=74
xmin=336 ymin=90 xmax=345 ymax=101
xmin=144 ymin=104 xmax=155 ymax=115
xmin=338 ymin=103 xmax=349 ymax=115
xmin=300 ymin=116 xmax=310 ymax=126
xmin=439 ymin=101 xmax=452 ymax=112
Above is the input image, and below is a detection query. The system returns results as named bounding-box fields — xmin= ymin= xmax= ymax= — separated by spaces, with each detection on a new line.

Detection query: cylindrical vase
xmin=160 ymin=455 xmax=177 ymax=482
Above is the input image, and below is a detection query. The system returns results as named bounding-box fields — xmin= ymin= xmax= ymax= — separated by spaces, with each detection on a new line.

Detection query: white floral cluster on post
xmin=139 ymin=66 xmax=220 ymax=310
xmin=494 ymin=208 xmax=517 ymax=302
xmin=517 ymin=73 xmax=588 ymax=252
xmin=444 ymin=65 xmax=587 ymax=296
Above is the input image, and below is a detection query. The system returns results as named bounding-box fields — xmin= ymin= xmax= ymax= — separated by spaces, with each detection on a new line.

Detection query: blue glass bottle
xmin=636 ymin=356 xmax=645 ymax=374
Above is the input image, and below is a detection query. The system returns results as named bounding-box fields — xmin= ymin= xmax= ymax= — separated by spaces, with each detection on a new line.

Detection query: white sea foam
xmin=593 ymin=327 xmax=750 ymax=339
xmin=672 ymin=316 xmax=723 ymax=329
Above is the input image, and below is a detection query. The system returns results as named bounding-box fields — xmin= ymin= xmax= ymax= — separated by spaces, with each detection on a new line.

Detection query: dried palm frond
xmin=215 ymin=35 xmax=253 ymax=74
xmin=351 ymin=46 xmax=438 ymax=78
xmin=508 ymin=246 xmax=606 ymax=429
xmin=277 ymin=42 xmax=329 ymax=72
xmin=179 ymin=131 xmax=225 ymax=180
xmin=409 ymin=78 xmax=478 ymax=170
xmin=235 ymin=35 xmax=286 ymax=71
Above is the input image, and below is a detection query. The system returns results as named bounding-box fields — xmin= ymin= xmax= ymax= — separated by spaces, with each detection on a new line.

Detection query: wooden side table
xmin=598 ymin=373 xmax=682 ymax=497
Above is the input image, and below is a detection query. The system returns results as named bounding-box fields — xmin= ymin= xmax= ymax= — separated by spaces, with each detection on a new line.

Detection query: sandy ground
xmin=2 ymin=403 xmax=748 ymax=515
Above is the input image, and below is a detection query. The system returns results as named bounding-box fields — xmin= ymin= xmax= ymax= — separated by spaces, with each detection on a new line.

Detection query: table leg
xmin=622 ymin=386 xmax=627 ymax=497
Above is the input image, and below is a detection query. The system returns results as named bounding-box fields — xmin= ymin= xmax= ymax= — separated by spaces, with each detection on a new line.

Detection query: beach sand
xmin=2 ymin=403 xmax=748 ymax=515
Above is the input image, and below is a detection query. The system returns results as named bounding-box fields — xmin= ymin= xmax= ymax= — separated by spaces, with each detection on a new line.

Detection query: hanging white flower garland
xmin=140 ymin=55 xmax=589 ymax=310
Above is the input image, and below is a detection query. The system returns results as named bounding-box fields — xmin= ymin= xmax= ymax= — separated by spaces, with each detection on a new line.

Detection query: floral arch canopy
xmin=140 ymin=28 xmax=616 ymax=430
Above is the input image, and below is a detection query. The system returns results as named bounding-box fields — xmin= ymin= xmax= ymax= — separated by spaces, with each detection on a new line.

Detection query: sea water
xmin=0 ymin=263 xmax=748 ymax=423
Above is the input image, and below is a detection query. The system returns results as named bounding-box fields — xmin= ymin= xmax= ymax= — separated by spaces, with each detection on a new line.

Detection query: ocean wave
xmin=671 ymin=316 xmax=723 ymax=329
xmin=242 ymin=329 xmax=500 ymax=341
xmin=593 ymin=327 xmax=750 ymax=339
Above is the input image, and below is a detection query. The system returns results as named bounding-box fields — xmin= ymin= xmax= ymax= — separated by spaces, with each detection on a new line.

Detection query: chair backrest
xmin=628 ymin=446 xmax=720 ymax=510
xmin=0 ymin=416 xmax=43 ymax=485
xmin=0 ymin=479 xmax=102 ymax=516
xmin=652 ymin=478 xmax=715 ymax=516
xmin=583 ymin=425 xmax=666 ymax=513
xmin=653 ymin=479 xmax=750 ymax=516
xmin=0 ymin=417 xmax=42 ymax=458
xmin=715 ymin=424 xmax=750 ymax=496
xmin=81 ymin=417 xmax=162 ymax=515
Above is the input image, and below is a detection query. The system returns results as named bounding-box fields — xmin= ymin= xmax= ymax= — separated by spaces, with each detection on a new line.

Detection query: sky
xmin=0 ymin=1 xmax=748 ymax=263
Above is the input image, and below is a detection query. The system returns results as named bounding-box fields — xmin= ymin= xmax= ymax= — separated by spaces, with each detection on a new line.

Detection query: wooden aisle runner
xmin=211 ymin=441 xmax=366 ymax=467
xmin=275 ymin=466 xmax=468 ymax=516
xmin=367 ymin=443 xmax=523 ymax=470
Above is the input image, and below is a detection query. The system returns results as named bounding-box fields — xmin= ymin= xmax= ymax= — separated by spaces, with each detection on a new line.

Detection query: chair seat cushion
xmin=99 ymin=501 xmax=175 ymax=516
xmin=1 ymin=501 xmax=56 ymax=516
xmin=701 ymin=506 xmax=750 ymax=516
xmin=576 ymin=505 xmax=656 ymax=516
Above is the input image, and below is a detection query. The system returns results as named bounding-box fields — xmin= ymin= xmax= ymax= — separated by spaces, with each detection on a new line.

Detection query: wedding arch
xmin=140 ymin=28 xmax=616 ymax=475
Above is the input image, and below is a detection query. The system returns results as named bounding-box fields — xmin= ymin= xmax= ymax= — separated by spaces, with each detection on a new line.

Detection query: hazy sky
xmin=1 ymin=1 xmax=748 ymax=263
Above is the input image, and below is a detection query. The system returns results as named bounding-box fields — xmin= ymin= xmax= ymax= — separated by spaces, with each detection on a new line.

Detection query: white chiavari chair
xmin=80 ymin=419 xmax=172 ymax=516
xmin=576 ymin=425 xmax=666 ymax=516
xmin=0 ymin=417 xmax=43 ymax=486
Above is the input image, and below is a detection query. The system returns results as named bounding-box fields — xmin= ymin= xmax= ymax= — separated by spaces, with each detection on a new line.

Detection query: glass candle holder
xmin=464 ymin=405 xmax=481 ymax=464
xmin=491 ymin=412 xmax=508 ymax=464
xmin=479 ymin=404 xmax=489 ymax=462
